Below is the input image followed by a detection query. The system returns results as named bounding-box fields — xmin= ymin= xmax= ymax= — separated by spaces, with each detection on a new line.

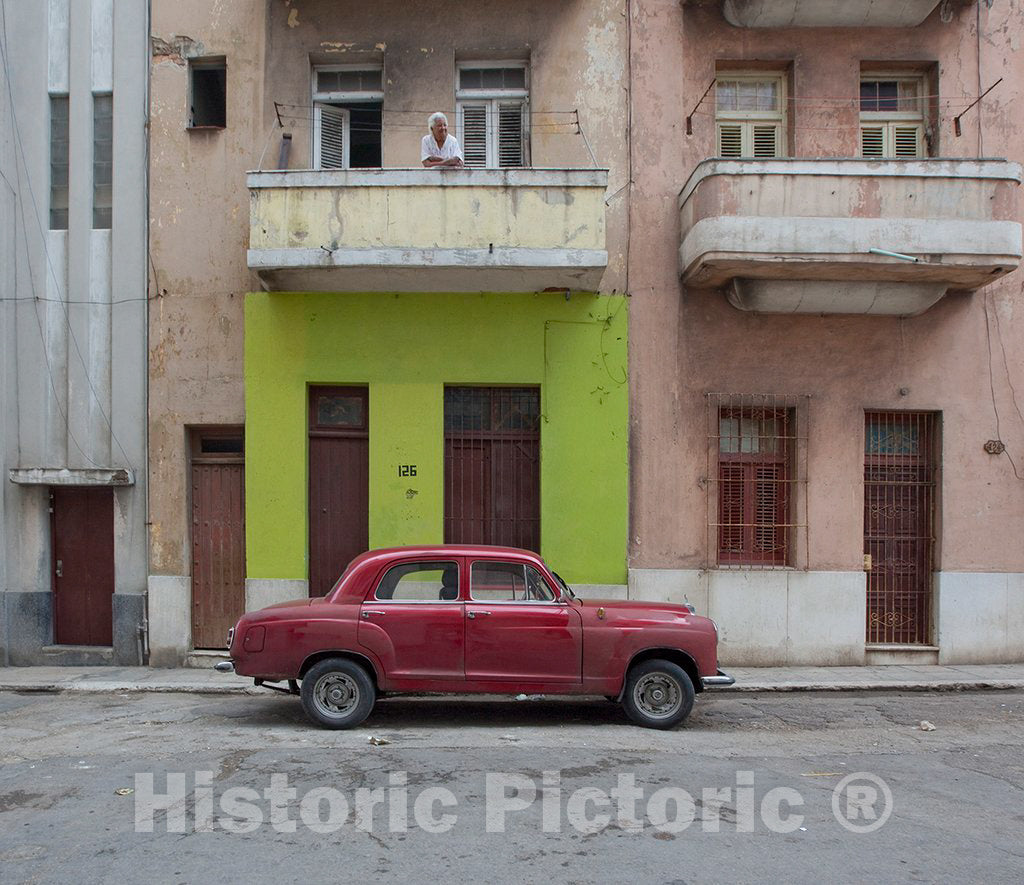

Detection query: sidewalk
xmin=1 ymin=663 xmax=1022 ymax=695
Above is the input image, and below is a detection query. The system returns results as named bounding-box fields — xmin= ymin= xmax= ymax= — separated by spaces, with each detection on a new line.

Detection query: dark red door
xmin=191 ymin=428 xmax=246 ymax=649
xmin=864 ymin=412 xmax=937 ymax=645
xmin=444 ymin=387 xmax=540 ymax=551
xmin=52 ymin=487 xmax=114 ymax=646
xmin=309 ymin=386 xmax=369 ymax=597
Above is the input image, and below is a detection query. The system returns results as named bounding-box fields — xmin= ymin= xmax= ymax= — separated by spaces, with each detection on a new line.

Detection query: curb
xmin=1 ymin=680 xmax=1022 ymax=696
xmin=719 ymin=680 xmax=1024 ymax=693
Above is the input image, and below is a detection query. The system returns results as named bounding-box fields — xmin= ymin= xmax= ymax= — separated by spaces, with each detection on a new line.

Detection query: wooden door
xmin=309 ymin=386 xmax=369 ymax=597
xmin=444 ymin=387 xmax=540 ymax=552
xmin=864 ymin=412 xmax=937 ymax=645
xmin=52 ymin=487 xmax=114 ymax=646
xmin=191 ymin=429 xmax=246 ymax=649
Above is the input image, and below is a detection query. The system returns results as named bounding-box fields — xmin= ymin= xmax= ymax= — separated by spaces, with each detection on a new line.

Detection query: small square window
xmin=189 ymin=58 xmax=226 ymax=128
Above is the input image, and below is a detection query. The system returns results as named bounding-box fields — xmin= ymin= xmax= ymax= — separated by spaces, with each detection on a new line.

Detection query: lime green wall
xmin=244 ymin=291 xmax=628 ymax=585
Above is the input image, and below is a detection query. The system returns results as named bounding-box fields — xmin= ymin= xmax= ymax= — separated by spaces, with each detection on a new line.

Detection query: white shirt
xmin=421 ymin=133 xmax=464 ymax=163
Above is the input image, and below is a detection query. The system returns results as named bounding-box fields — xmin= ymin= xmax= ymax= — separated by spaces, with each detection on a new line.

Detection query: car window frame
xmin=468 ymin=559 xmax=561 ymax=604
xmin=369 ymin=558 xmax=463 ymax=604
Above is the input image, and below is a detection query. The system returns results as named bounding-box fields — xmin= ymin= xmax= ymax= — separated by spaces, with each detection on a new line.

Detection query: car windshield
xmin=552 ymin=571 xmax=576 ymax=601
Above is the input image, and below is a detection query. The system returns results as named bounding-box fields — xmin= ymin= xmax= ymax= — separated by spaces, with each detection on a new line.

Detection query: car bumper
xmin=701 ymin=669 xmax=735 ymax=688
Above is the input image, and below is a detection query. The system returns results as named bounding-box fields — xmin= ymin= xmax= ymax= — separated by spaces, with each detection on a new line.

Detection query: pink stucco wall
xmin=628 ymin=0 xmax=1024 ymax=572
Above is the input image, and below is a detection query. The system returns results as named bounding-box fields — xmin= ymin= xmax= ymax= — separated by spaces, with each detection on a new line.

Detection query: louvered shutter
xmin=459 ymin=103 xmax=488 ymax=168
xmin=717 ymin=123 xmax=743 ymax=157
xmin=316 ymin=105 xmax=348 ymax=169
xmin=754 ymin=464 xmax=784 ymax=555
xmin=497 ymin=101 xmax=524 ymax=167
xmin=861 ymin=125 xmax=885 ymax=157
xmin=752 ymin=124 xmax=779 ymax=158
xmin=893 ymin=125 xmax=922 ymax=157
xmin=718 ymin=463 xmax=746 ymax=554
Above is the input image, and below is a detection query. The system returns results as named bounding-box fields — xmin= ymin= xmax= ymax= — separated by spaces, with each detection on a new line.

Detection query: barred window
xmin=706 ymin=394 xmax=809 ymax=568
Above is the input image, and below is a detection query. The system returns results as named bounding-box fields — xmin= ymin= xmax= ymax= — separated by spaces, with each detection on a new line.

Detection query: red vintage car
xmin=217 ymin=545 xmax=733 ymax=729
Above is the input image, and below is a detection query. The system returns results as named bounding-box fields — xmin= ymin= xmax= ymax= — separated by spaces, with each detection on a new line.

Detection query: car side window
xmin=374 ymin=561 xmax=460 ymax=602
xmin=471 ymin=561 xmax=556 ymax=602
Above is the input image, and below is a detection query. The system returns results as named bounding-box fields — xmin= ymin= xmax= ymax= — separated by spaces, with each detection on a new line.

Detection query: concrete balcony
xmin=678 ymin=158 xmax=1022 ymax=315
xmin=247 ymin=168 xmax=608 ymax=293
xmin=709 ymin=0 xmax=946 ymax=28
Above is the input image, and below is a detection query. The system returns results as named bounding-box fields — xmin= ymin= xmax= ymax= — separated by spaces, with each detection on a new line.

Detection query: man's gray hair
xmin=428 ymin=112 xmax=448 ymax=129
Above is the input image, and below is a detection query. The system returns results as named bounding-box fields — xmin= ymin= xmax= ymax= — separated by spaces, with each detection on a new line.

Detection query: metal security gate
xmin=309 ymin=386 xmax=369 ymax=597
xmin=864 ymin=411 xmax=937 ymax=645
xmin=444 ymin=387 xmax=540 ymax=551
xmin=52 ymin=487 xmax=115 ymax=646
xmin=191 ymin=429 xmax=246 ymax=649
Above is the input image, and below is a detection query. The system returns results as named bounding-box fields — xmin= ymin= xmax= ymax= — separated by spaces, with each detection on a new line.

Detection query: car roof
xmin=348 ymin=544 xmax=543 ymax=565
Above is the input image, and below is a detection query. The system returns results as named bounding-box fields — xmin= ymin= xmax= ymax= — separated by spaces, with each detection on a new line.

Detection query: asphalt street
xmin=0 ymin=688 xmax=1021 ymax=884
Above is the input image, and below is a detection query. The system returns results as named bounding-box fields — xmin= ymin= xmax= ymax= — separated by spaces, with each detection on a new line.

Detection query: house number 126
xmin=398 ymin=465 xmax=417 ymax=477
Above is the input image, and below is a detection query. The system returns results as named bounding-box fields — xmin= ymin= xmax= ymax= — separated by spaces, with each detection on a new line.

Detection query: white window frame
xmin=859 ymin=73 xmax=927 ymax=159
xmin=311 ymin=63 xmax=384 ymax=169
xmin=455 ymin=60 xmax=529 ymax=168
xmin=714 ymin=72 xmax=786 ymax=158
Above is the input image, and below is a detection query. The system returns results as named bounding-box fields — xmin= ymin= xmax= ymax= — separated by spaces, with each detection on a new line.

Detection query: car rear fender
xmin=298 ymin=649 xmax=382 ymax=688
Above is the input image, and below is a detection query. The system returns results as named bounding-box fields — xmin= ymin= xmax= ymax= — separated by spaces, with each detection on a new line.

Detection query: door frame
xmin=189 ymin=426 xmax=246 ymax=650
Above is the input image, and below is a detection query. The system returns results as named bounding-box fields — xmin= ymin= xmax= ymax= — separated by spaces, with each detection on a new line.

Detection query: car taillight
xmin=226 ymin=627 xmax=235 ymax=650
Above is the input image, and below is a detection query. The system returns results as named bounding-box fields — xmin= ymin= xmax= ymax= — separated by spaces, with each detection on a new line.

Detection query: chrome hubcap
xmin=312 ymin=673 xmax=359 ymax=719
xmin=633 ymin=673 xmax=682 ymax=719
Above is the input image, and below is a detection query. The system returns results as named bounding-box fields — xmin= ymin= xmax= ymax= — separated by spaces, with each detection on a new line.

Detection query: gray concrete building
xmin=1 ymin=0 xmax=149 ymax=665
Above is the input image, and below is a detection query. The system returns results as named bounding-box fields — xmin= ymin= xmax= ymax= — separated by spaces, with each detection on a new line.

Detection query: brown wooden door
xmin=309 ymin=386 xmax=369 ymax=597
xmin=191 ymin=429 xmax=246 ymax=649
xmin=52 ymin=487 xmax=114 ymax=646
xmin=444 ymin=387 xmax=540 ymax=551
xmin=864 ymin=412 xmax=937 ymax=645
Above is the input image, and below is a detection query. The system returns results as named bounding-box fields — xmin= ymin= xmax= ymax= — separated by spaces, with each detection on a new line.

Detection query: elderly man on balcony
xmin=421 ymin=112 xmax=464 ymax=168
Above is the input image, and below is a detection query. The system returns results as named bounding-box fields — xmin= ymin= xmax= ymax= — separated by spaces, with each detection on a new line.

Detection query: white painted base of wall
xmin=147 ymin=575 xmax=190 ymax=668
xmin=571 ymin=584 xmax=628 ymax=600
xmin=246 ymin=578 xmax=309 ymax=611
xmin=937 ymin=572 xmax=1024 ymax=664
xmin=628 ymin=568 xmax=1024 ymax=666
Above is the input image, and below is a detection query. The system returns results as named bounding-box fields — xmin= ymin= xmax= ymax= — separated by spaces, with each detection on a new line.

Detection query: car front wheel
xmin=300 ymin=658 xmax=376 ymax=729
xmin=622 ymin=659 xmax=695 ymax=729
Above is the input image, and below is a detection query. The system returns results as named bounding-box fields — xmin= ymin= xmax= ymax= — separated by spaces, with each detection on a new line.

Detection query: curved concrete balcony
xmin=678 ymin=158 xmax=1022 ymax=315
xmin=247 ymin=168 xmax=608 ymax=293
xmin=711 ymin=0 xmax=946 ymax=28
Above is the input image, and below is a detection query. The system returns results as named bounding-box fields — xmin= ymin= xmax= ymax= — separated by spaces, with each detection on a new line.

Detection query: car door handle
xmin=361 ymin=610 xmax=387 ymax=618
xmin=467 ymin=610 xmax=491 ymax=619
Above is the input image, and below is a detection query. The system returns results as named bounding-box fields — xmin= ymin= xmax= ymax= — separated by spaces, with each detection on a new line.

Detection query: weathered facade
xmin=629 ymin=0 xmax=1024 ymax=664
xmin=143 ymin=0 xmax=1023 ymax=669
xmin=1 ymin=0 xmax=150 ymax=665
xmin=147 ymin=0 xmax=630 ymax=666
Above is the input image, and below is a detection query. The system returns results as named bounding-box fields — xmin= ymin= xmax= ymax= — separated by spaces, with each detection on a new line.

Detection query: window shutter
xmin=752 ymin=124 xmax=779 ymax=158
xmin=717 ymin=123 xmax=743 ymax=157
xmin=317 ymin=105 xmax=348 ymax=169
xmin=718 ymin=463 xmax=746 ymax=554
xmin=459 ymin=103 xmax=488 ymax=168
xmin=893 ymin=125 xmax=922 ymax=157
xmin=497 ymin=101 xmax=524 ymax=168
xmin=754 ymin=464 xmax=783 ymax=554
xmin=860 ymin=125 xmax=885 ymax=157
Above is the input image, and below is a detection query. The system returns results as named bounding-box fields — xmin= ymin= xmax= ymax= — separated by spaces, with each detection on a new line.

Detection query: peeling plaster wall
xmin=148 ymin=1 xmax=267 ymax=576
xmin=629 ymin=1 xmax=1024 ymax=583
xmin=147 ymin=1 xmax=630 ymax=660
xmin=261 ymin=0 xmax=628 ymax=292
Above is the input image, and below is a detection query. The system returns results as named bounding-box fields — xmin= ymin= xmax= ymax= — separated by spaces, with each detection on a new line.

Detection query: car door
xmin=464 ymin=559 xmax=582 ymax=683
xmin=357 ymin=558 xmax=465 ymax=680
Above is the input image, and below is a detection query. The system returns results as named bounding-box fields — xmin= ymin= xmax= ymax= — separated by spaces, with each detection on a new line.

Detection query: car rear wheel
xmin=300 ymin=658 xmax=376 ymax=729
xmin=621 ymin=659 xmax=695 ymax=729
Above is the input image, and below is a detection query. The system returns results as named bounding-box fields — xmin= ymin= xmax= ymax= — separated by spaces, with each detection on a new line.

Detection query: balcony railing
xmin=247 ymin=168 xmax=608 ymax=293
xmin=678 ymin=158 xmax=1022 ymax=315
